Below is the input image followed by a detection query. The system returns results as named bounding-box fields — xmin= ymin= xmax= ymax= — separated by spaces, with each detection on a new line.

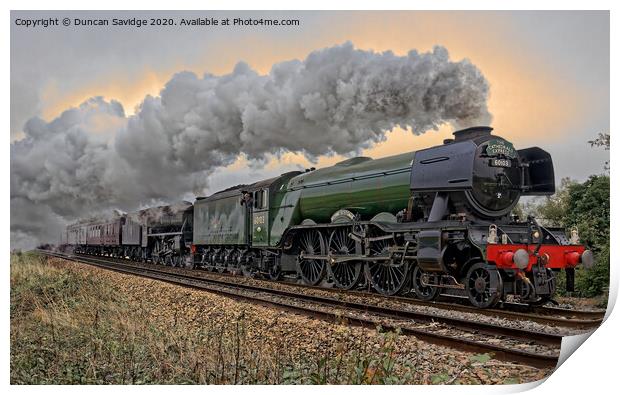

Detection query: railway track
xmin=171 ymin=267 xmax=604 ymax=329
xmin=37 ymin=250 xmax=589 ymax=369
xmin=77 ymin=252 xmax=602 ymax=328
xmin=265 ymin=275 xmax=604 ymax=329
xmin=435 ymin=295 xmax=605 ymax=323
xmin=39 ymin=250 xmax=603 ymax=329
xmin=311 ymin=288 xmax=604 ymax=329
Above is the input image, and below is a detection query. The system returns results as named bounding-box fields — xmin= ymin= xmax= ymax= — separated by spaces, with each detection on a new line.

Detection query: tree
xmin=522 ymin=134 xmax=610 ymax=298
xmin=532 ymin=178 xmax=576 ymax=227
xmin=588 ymin=132 xmax=610 ymax=172
xmin=564 ymin=175 xmax=610 ymax=297
xmin=588 ymin=132 xmax=610 ymax=150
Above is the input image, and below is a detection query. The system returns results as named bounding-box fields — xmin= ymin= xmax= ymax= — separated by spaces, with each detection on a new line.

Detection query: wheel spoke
xmin=326 ymin=228 xmax=362 ymax=290
xmin=298 ymin=230 xmax=326 ymax=285
xmin=364 ymin=228 xmax=408 ymax=296
xmin=387 ymin=268 xmax=396 ymax=291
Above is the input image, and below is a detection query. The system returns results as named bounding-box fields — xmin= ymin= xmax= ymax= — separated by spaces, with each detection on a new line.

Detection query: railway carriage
xmin=66 ymin=202 xmax=193 ymax=264
xmin=68 ymin=216 xmax=123 ymax=256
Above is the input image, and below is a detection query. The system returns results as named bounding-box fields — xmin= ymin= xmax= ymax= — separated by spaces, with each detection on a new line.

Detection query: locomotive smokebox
xmin=453 ymin=126 xmax=493 ymax=141
xmin=411 ymin=125 xmax=522 ymax=218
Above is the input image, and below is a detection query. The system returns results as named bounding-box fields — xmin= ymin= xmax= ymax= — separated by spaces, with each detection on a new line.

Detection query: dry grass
xmin=10 ymin=252 xmax=409 ymax=384
xmin=10 ymin=252 xmax=551 ymax=384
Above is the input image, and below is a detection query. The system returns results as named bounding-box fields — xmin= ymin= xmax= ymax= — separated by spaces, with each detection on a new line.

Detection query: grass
xmin=10 ymin=252 xmax=409 ymax=384
xmin=10 ymin=252 xmax=548 ymax=384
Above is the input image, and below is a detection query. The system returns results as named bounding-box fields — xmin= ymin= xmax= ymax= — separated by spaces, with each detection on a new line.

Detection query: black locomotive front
xmin=410 ymin=126 xmax=554 ymax=221
xmin=407 ymin=126 xmax=591 ymax=307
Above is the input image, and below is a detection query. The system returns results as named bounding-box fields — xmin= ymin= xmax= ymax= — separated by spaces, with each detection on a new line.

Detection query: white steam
xmin=11 ymin=42 xmax=491 ymax=249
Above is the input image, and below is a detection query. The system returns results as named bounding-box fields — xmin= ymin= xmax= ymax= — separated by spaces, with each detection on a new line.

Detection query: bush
xmin=528 ymin=175 xmax=610 ymax=297
xmin=565 ymin=175 xmax=610 ymax=297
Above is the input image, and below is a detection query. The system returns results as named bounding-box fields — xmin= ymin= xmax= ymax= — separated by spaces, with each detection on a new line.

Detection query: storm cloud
xmin=11 ymin=42 xmax=491 ymax=249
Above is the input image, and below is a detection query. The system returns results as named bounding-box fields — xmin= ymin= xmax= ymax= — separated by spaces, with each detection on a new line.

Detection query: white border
xmin=4 ymin=2 xmax=616 ymax=394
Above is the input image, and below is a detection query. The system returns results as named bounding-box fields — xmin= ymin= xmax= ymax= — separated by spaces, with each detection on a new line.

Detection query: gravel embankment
xmin=43 ymin=257 xmax=555 ymax=384
xmin=106 ymin=259 xmax=599 ymax=336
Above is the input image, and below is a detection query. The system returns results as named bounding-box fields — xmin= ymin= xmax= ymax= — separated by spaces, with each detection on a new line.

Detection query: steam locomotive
xmin=64 ymin=126 xmax=594 ymax=308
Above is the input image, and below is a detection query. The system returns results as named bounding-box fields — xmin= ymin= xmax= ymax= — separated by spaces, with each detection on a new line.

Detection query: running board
xmin=300 ymin=253 xmax=418 ymax=264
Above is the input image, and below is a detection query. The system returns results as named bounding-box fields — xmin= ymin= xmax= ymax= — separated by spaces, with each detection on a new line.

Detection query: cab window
xmin=254 ymin=189 xmax=268 ymax=209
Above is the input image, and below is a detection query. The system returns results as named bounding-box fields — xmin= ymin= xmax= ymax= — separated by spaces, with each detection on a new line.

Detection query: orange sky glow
xmin=33 ymin=12 xmax=599 ymax=176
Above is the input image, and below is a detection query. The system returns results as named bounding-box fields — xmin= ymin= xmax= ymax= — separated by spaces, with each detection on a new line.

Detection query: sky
xmin=10 ymin=10 xmax=610 ymax=248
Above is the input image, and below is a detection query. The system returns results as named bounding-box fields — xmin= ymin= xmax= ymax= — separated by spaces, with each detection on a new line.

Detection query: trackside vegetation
xmin=514 ymin=133 xmax=610 ymax=301
xmin=10 ymin=252 xmax=547 ymax=384
xmin=9 ymin=252 xmax=402 ymax=384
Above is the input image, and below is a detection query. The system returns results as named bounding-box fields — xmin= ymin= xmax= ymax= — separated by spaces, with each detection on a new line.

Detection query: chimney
xmin=453 ymin=126 xmax=493 ymax=142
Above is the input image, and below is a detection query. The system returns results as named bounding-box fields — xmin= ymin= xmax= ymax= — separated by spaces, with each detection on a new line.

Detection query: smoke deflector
xmin=518 ymin=147 xmax=555 ymax=195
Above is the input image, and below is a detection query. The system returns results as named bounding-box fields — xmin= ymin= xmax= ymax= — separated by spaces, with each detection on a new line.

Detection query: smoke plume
xmin=11 ymin=42 xmax=491 ymax=249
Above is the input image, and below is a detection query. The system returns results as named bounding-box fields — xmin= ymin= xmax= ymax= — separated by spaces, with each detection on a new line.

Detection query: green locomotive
xmin=68 ymin=126 xmax=592 ymax=307
xmin=190 ymin=126 xmax=593 ymax=307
